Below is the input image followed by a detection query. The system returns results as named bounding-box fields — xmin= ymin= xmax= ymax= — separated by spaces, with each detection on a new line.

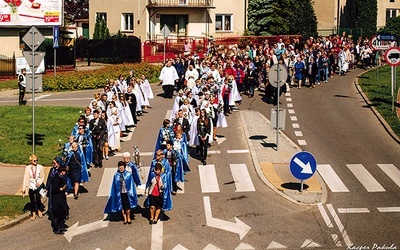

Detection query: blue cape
xmin=104 ymin=170 xmax=138 ymax=213
xmin=127 ymin=161 xmax=141 ymax=186
xmin=65 ymin=148 xmax=90 ymax=184
xmin=154 ymin=127 xmax=175 ymax=156
xmin=147 ymin=159 xmax=173 ymax=211
xmin=163 ymin=149 xmax=184 ymax=183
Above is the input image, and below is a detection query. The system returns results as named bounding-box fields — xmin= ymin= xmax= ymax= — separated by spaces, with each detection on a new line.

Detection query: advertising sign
xmin=16 ymin=56 xmax=45 ymax=74
xmin=0 ymin=0 xmax=62 ymax=26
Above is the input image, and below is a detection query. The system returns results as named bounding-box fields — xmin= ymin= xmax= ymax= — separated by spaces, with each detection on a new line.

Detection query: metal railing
xmin=147 ymin=0 xmax=213 ymax=7
xmin=0 ymin=53 xmax=16 ymax=77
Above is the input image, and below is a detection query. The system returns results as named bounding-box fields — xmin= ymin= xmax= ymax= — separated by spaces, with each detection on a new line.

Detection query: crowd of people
xmin=20 ymin=32 xmax=389 ymax=234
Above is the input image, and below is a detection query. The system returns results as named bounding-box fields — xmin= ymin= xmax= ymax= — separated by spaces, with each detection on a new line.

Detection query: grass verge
xmin=358 ymin=66 xmax=400 ymax=138
xmin=0 ymin=106 xmax=81 ymax=165
xmin=0 ymin=195 xmax=30 ymax=218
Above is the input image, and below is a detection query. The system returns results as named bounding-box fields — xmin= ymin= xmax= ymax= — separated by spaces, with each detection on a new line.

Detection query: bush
xmin=42 ymin=63 xmax=162 ymax=91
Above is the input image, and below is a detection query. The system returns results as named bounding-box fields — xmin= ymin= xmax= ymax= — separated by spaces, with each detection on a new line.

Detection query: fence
xmin=0 ymin=53 xmax=16 ymax=77
xmin=143 ymin=35 xmax=302 ymax=63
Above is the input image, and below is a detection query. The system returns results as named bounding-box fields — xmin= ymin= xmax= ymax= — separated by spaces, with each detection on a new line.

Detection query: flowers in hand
xmin=4 ymin=0 xmax=21 ymax=7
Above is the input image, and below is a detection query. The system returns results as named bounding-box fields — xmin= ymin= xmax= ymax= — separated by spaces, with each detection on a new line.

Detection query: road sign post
xmin=53 ymin=26 xmax=59 ymax=77
xmin=384 ymin=47 xmax=400 ymax=112
xmin=161 ymin=24 xmax=171 ymax=64
xmin=290 ymin=151 xmax=317 ymax=192
xmin=22 ymin=26 xmax=45 ymax=154
xmin=268 ymin=64 xmax=287 ymax=151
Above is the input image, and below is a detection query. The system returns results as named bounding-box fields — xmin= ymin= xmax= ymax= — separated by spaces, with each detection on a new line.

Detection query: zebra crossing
xmin=317 ymin=163 xmax=400 ymax=193
xmin=97 ymin=163 xmax=256 ymax=196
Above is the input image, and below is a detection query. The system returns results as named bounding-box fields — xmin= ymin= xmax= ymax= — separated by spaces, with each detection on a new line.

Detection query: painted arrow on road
xmin=293 ymin=157 xmax=313 ymax=174
xmin=203 ymin=196 xmax=251 ymax=240
xmin=64 ymin=215 xmax=109 ymax=242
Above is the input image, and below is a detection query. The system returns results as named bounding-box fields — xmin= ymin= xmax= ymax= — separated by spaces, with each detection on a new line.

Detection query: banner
xmin=0 ymin=0 xmax=62 ymax=26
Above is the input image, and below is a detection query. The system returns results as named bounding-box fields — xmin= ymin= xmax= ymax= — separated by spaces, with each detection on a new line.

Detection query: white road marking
xmin=171 ymin=244 xmax=189 ymax=250
xmin=64 ymin=215 xmax=109 ymax=243
xmin=33 ymin=94 xmax=51 ymax=100
xmin=97 ymin=168 xmax=114 ymax=197
xmin=318 ymin=203 xmax=333 ymax=228
xmin=140 ymin=152 xmax=154 ymax=156
xmin=287 ymin=103 xmax=293 ymax=108
xmin=203 ymin=196 xmax=251 ymax=240
xmin=203 ymin=244 xmax=222 ymax=250
xmin=337 ymin=208 xmax=370 ymax=213
xmin=229 ymin=164 xmax=255 ymax=192
xmin=235 ymin=242 xmax=255 ymax=249
xmin=207 ymin=150 xmax=221 ymax=155
xmin=301 ymin=239 xmax=321 ymax=248
xmin=216 ymin=137 xmax=226 ymax=145
xmin=151 ymin=220 xmax=163 ymax=250
xmin=331 ymin=234 xmax=342 ymax=247
xmin=288 ymin=109 xmax=295 ymax=114
xmin=199 ymin=164 xmax=220 ymax=193
xmin=286 ymin=98 xmax=292 ymax=102
xmin=297 ymin=140 xmax=307 ymax=145
xmin=377 ymin=207 xmax=400 ymax=212
xmin=294 ymin=131 xmax=303 ymax=137
xmin=326 ymin=204 xmax=352 ymax=246
xmin=227 ymin=149 xmax=249 ymax=154
xmin=285 ymin=93 xmax=291 ymax=96
xmin=317 ymin=164 xmax=350 ymax=192
xmin=378 ymin=164 xmax=400 ymax=188
xmin=267 ymin=241 xmax=287 ymax=249
xmin=292 ymin=123 xmax=300 ymax=128
xmin=346 ymin=164 xmax=385 ymax=192
xmin=290 ymin=116 xmax=297 ymax=121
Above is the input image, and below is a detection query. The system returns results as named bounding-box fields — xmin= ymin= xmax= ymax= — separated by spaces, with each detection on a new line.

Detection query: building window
xmin=179 ymin=0 xmax=188 ymax=5
xmin=96 ymin=12 xmax=107 ymax=24
xmin=122 ymin=13 xmax=134 ymax=31
xmin=216 ymin=14 xmax=232 ymax=32
xmin=160 ymin=15 xmax=188 ymax=36
xmin=390 ymin=0 xmax=395 ymax=3
xmin=386 ymin=8 xmax=399 ymax=23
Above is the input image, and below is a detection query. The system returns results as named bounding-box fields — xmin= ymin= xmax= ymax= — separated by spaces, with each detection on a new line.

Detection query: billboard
xmin=0 ymin=0 xmax=62 ymax=26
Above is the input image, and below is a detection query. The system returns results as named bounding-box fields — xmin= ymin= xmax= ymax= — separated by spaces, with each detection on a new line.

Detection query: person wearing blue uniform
xmin=145 ymin=163 xmax=167 ymax=224
xmin=104 ymin=161 xmax=138 ymax=224
xmin=65 ymin=142 xmax=89 ymax=200
xmin=294 ymin=56 xmax=306 ymax=89
xmin=155 ymin=119 xmax=175 ymax=153
xmin=147 ymin=150 xmax=173 ymax=212
xmin=122 ymin=152 xmax=141 ymax=187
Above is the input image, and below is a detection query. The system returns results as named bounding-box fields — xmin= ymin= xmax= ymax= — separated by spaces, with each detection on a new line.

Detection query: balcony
xmin=147 ymin=0 xmax=214 ymax=8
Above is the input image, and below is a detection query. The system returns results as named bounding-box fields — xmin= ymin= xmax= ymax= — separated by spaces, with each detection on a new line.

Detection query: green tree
xmin=378 ymin=15 xmax=400 ymax=42
xmin=93 ymin=17 xmax=111 ymax=39
xmin=287 ymin=0 xmax=318 ymax=38
xmin=355 ymin=0 xmax=377 ymax=38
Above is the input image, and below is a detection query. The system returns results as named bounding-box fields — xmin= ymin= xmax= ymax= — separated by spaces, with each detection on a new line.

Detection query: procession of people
xmin=19 ymin=33 xmax=386 ymax=234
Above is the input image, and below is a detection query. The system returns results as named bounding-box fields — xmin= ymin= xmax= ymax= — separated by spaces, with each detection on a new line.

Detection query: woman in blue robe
xmin=104 ymin=161 xmax=138 ymax=224
xmin=154 ymin=119 xmax=175 ymax=155
xmin=146 ymin=150 xmax=173 ymax=211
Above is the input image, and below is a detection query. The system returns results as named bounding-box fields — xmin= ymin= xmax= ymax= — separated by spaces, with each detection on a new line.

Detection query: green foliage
xmin=93 ymin=17 xmax=110 ymax=39
xmin=115 ymin=30 xmax=127 ymax=39
xmin=0 ymin=195 xmax=30 ymax=218
xmin=248 ymin=0 xmax=317 ymax=37
xmin=358 ymin=66 xmax=400 ymax=137
xmin=378 ymin=16 xmax=400 ymax=42
xmin=355 ymin=0 xmax=377 ymax=38
xmin=42 ymin=63 xmax=162 ymax=91
xmin=0 ymin=106 xmax=81 ymax=165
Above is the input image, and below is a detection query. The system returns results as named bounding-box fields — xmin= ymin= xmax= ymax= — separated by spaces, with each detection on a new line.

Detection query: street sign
xmin=370 ymin=36 xmax=393 ymax=51
xmin=377 ymin=34 xmax=396 ymax=41
xmin=161 ymin=24 xmax=171 ymax=39
xmin=26 ymin=74 xmax=43 ymax=93
xmin=289 ymin=151 xmax=317 ymax=181
xmin=22 ymin=26 xmax=45 ymax=52
xmin=269 ymin=64 xmax=287 ymax=88
xmin=53 ymin=26 xmax=60 ymax=49
xmin=270 ymin=108 xmax=286 ymax=130
xmin=23 ymin=51 xmax=45 ymax=69
xmin=384 ymin=47 xmax=400 ymax=66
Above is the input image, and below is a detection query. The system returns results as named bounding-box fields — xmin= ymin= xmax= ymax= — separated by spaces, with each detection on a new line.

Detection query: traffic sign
xmin=26 ymin=74 xmax=43 ymax=93
xmin=23 ymin=51 xmax=45 ymax=69
xmin=370 ymin=36 xmax=393 ymax=51
xmin=377 ymin=34 xmax=395 ymax=41
xmin=384 ymin=47 xmax=400 ymax=66
xmin=53 ymin=26 xmax=60 ymax=49
xmin=22 ymin=26 xmax=45 ymax=52
xmin=161 ymin=24 xmax=171 ymax=39
xmin=269 ymin=64 xmax=287 ymax=88
xmin=289 ymin=151 xmax=317 ymax=181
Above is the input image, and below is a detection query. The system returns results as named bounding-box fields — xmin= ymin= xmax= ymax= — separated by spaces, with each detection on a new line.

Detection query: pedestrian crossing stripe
xmin=230 ymin=164 xmax=255 ymax=192
xmin=199 ymin=164 xmax=220 ymax=193
xmin=318 ymin=164 xmax=400 ymax=193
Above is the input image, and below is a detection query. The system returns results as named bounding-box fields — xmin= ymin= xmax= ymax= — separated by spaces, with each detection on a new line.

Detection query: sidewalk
xmin=239 ymin=110 xmax=325 ymax=205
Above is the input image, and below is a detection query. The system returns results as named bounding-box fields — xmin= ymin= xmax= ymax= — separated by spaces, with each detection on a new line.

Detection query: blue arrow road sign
xmin=290 ymin=151 xmax=317 ymax=180
xmin=377 ymin=34 xmax=395 ymax=41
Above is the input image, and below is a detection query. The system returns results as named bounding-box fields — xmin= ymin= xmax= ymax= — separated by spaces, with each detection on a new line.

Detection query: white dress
xmin=189 ymin=115 xmax=199 ymax=146
xmin=133 ymin=84 xmax=144 ymax=112
xmin=141 ymin=79 xmax=154 ymax=99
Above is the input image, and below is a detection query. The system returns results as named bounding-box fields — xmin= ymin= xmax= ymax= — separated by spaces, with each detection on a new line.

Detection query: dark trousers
xmin=129 ymin=104 xmax=138 ymax=124
xmin=92 ymin=138 xmax=104 ymax=167
xmin=171 ymin=164 xmax=177 ymax=192
xmin=163 ymin=85 xmax=174 ymax=99
xmin=198 ymin=136 xmax=209 ymax=161
xmin=223 ymin=94 xmax=230 ymax=114
xmin=51 ymin=211 xmax=66 ymax=232
xmin=28 ymin=188 xmax=43 ymax=214
xmin=18 ymin=84 xmax=25 ymax=104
